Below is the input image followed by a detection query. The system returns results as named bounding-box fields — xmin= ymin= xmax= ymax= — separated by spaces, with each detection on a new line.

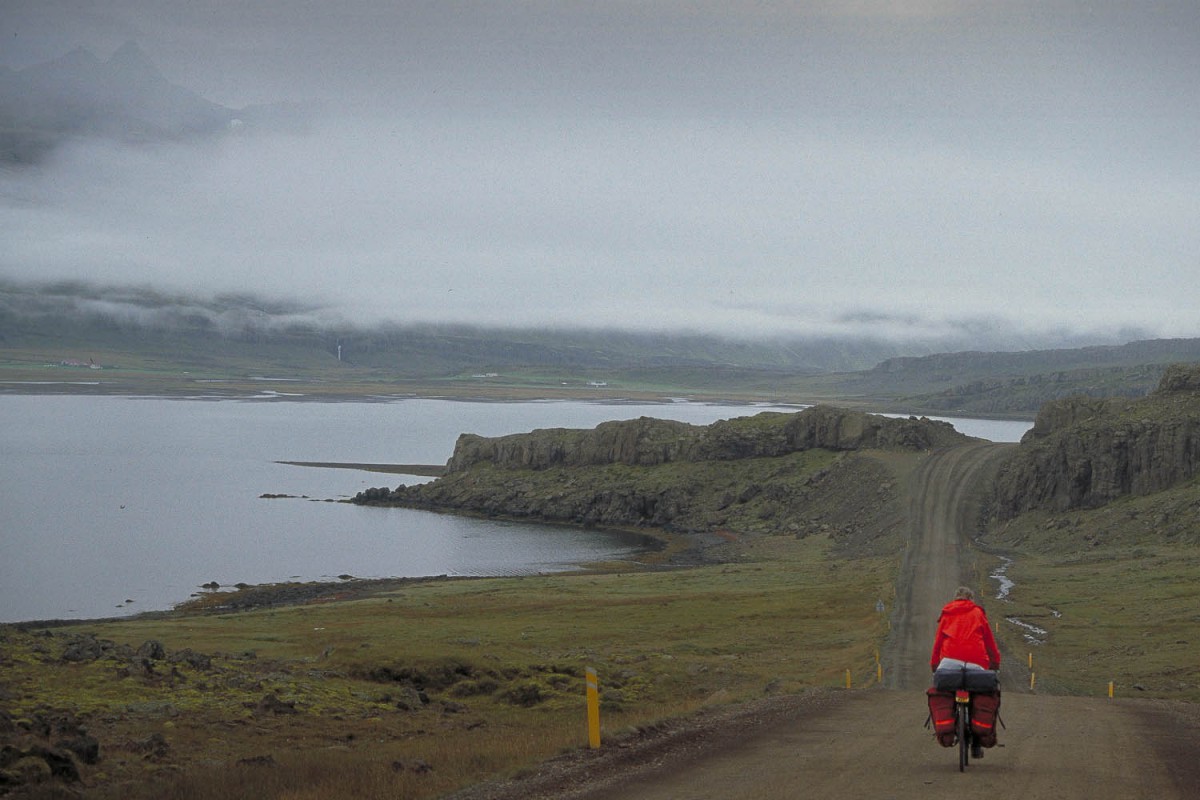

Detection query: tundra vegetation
xmin=3 ymin=369 xmax=1200 ymax=798
xmin=2 ymin=534 xmax=895 ymax=799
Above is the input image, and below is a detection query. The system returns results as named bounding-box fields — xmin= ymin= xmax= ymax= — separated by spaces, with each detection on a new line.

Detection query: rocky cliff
xmin=355 ymin=406 xmax=975 ymax=546
xmin=991 ymin=363 xmax=1200 ymax=518
xmin=444 ymin=405 xmax=971 ymax=473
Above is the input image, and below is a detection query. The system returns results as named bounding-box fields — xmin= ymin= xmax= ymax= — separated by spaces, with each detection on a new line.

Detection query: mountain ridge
xmin=0 ymin=280 xmax=1185 ymax=376
xmin=0 ymin=42 xmax=305 ymax=163
xmin=1 ymin=281 xmax=1197 ymax=412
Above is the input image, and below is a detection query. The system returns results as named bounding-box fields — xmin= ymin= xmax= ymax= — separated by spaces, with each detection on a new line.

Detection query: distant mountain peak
xmin=52 ymin=46 xmax=103 ymax=70
xmin=0 ymin=42 xmax=306 ymax=165
xmin=104 ymin=40 xmax=167 ymax=85
xmin=111 ymin=40 xmax=145 ymax=57
xmin=108 ymin=41 xmax=151 ymax=67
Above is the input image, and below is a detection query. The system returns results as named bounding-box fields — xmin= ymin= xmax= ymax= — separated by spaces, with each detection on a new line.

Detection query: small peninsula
xmin=353 ymin=405 xmax=978 ymax=554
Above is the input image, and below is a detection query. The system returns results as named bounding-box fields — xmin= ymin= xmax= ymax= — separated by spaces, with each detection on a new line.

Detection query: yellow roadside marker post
xmin=845 ymin=669 xmax=852 ymax=689
xmin=1108 ymin=681 xmax=1115 ymax=699
xmin=586 ymin=666 xmax=601 ymax=749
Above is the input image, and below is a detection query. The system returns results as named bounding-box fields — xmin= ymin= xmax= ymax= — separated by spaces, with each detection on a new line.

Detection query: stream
xmin=989 ymin=555 xmax=1058 ymax=645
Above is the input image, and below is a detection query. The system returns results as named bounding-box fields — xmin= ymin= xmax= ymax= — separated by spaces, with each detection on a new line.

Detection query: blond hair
xmin=954 ymin=586 xmax=975 ymax=601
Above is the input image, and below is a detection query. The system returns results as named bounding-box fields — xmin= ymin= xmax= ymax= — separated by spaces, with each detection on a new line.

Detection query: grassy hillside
xmin=978 ymin=479 xmax=1200 ymax=700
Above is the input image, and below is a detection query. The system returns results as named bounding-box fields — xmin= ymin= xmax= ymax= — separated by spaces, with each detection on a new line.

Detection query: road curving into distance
xmin=452 ymin=443 xmax=1200 ymax=800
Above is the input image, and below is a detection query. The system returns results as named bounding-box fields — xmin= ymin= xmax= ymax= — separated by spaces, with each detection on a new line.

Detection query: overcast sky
xmin=2 ymin=1 xmax=1198 ymax=342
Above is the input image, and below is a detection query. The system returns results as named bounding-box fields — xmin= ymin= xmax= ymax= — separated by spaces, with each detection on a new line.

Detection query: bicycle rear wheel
xmin=957 ymin=708 xmax=969 ymax=771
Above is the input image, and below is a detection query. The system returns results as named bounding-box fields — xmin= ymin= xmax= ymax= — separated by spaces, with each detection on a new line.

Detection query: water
xmin=881 ymin=412 xmax=1031 ymax=444
xmin=0 ymin=396 xmax=1031 ymax=623
xmin=991 ymin=556 xmax=1016 ymax=600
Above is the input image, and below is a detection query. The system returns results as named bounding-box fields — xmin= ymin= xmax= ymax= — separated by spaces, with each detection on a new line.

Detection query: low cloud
xmin=2 ymin=1 xmax=1198 ymax=347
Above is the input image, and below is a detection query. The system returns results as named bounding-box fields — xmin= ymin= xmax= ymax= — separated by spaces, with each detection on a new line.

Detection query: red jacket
xmin=930 ymin=599 xmax=1001 ymax=670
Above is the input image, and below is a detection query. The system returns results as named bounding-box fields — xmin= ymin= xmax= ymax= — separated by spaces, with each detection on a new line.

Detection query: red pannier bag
xmin=970 ymin=691 xmax=1001 ymax=747
xmin=926 ymin=688 xmax=956 ymax=747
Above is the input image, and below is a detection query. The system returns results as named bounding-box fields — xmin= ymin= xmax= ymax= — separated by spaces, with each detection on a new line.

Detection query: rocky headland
xmin=353 ymin=405 xmax=977 ymax=552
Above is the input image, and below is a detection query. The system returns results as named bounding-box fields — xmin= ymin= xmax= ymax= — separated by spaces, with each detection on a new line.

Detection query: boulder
xmin=168 ymin=649 xmax=213 ymax=671
xmin=0 ymin=740 xmax=81 ymax=784
xmin=128 ymin=733 xmax=169 ymax=759
xmin=255 ymin=694 xmax=297 ymax=715
xmin=60 ymin=636 xmax=104 ymax=663
xmin=56 ymin=735 xmax=100 ymax=765
xmin=135 ymin=641 xmax=165 ymax=660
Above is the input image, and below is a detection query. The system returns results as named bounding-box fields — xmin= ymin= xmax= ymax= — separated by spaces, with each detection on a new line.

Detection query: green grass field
xmin=2 ymin=534 xmax=895 ymax=799
xmin=980 ymin=478 xmax=1200 ymax=703
xmin=979 ymin=544 xmax=1200 ymax=703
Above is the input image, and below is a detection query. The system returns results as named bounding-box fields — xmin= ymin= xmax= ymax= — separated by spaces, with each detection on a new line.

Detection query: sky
xmin=2 ymin=1 xmax=1198 ymax=344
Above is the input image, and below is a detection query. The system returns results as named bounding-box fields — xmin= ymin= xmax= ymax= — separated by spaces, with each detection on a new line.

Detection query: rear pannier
xmin=926 ymin=688 xmax=957 ymax=747
xmin=970 ymin=691 xmax=1002 ymax=747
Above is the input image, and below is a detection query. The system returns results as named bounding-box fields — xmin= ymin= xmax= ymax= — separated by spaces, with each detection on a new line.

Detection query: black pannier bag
xmin=932 ymin=667 xmax=964 ymax=691
xmin=964 ymin=669 xmax=999 ymax=692
xmin=933 ymin=666 xmax=998 ymax=692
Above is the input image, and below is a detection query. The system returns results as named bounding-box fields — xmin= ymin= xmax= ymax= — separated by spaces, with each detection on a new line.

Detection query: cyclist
xmin=931 ymin=586 xmax=1001 ymax=758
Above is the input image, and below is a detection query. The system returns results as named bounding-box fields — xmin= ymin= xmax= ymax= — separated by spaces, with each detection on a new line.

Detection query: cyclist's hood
xmin=940 ymin=598 xmax=980 ymax=617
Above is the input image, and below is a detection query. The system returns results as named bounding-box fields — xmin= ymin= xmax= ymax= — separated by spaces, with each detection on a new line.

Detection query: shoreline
xmin=3 ymin=522 xmax=701 ymax=628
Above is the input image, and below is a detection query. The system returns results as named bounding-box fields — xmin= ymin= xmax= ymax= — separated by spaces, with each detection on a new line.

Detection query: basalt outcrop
xmin=354 ymin=406 xmax=975 ymax=544
xmin=443 ymin=405 xmax=970 ymax=473
xmin=991 ymin=363 xmax=1200 ymax=518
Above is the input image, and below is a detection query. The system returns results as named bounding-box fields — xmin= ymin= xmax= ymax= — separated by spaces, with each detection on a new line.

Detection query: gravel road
xmin=449 ymin=444 xmax=1200 ymax=800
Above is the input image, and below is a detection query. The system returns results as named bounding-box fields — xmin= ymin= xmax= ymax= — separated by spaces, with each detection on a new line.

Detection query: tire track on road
xmin=887 ymin=443 xmax=1015 ymax=689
